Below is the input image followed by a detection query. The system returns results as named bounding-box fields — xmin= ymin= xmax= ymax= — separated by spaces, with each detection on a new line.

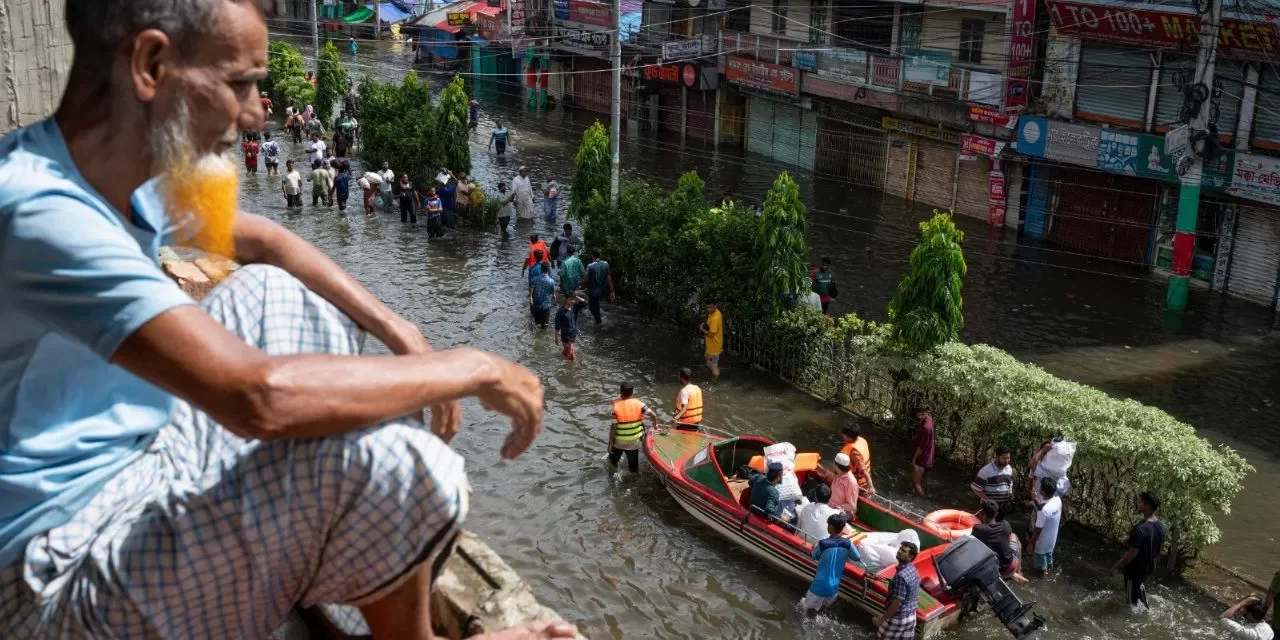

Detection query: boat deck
xmin=646 ymin=429 xmax=719 ymax=475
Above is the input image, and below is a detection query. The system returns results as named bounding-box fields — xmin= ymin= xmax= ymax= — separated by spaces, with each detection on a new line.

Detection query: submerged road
xmin=249 ymin=34 xmax=1278 ymax=638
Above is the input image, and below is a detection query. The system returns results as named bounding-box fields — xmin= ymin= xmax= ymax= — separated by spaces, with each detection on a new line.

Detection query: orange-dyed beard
xmin=151 ymin=102 xmax=240 ymax=258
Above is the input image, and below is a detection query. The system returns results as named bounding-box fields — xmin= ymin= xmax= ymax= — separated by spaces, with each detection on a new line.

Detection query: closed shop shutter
xmin=913 ymin=138 xmax=956 ymax=212
xmin=572 ymin=59 xmax=613 ymax=115
xmin=1223 ymin=204 xmax=1280 ymax=307
xmin=1045 ymin=165 xmax=1157 ymax=263
xmin=747 ymin=98 xmax=774 ymax=157
xmin=1161 ymin=57 xmax=1245 ymax=136
xmin=1024 ymin=161 xmax=1052 ymax=239
xmin=1075 ymin=43 xmax=1150 ymax=128
xmin=658 ymin=84 xmax=683 ymax=134
xmin=954 ymin=155 xmax=991 ymax=220
xmin=771 ymin=102 xmax=804 ymax=167
xmin=687 ymin=90 xmax=717 ymax=143
xmin=1211 ymin=60 xmax=1245 ymax=139
xmin=799 ymin=108 xmax=818 ymax=171
xmin=1252 ymin=64 xmax=1280 ymax=147
xmin=816 ymin=116 xmax=854 ymax=180
xmin=815 ymin=101 xmax=886 ymax=188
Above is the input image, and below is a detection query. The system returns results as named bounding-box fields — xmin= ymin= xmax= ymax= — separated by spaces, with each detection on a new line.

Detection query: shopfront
xmin=728 ymin=56 xmax=816 ymax=170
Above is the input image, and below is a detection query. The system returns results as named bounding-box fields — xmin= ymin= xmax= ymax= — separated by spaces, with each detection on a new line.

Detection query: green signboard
xmin=1128 ymin=133 xmax=1233 ymax=190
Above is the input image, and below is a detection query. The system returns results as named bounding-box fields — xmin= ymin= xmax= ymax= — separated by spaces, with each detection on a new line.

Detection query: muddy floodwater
xmin=250 ymin=35 xmax=1279 ymax=639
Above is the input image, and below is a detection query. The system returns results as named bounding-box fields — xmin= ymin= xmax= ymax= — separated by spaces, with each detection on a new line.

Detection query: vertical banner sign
xmin=988 ymin=159 xmax=1007 ymax=226
xmin=509 ymin=0 xmax=527 ymax=56
xmin=1005 ymin=0 xmax=1034 ymax=114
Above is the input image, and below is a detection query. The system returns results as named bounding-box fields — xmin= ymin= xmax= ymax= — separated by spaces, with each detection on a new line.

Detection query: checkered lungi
xmin=0 ymin=264 xmax=470 ymax=639
xmin=877 ymin=614 xmax=917 ymax=640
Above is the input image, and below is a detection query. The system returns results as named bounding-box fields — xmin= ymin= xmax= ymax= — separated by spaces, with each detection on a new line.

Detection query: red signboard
xmin=1005 ymin=0 xmax=1034 ymax=114
xmin=476 ymin=12 xmax=499 ymax=40
xmin=642 ymin=62 xmax=699 ymax=88
xmin=1046 ymin=0 xmax=1280 ymax=59
xmin=969 ymin=104 xmax=1012 ymax=128
xmin=726 ymin=56 xmax=798 ymax=96
xmin=961 ymin=134 xmax=1002 ymax=156
xmin=569 ymin=0 xmax=611 ymax=27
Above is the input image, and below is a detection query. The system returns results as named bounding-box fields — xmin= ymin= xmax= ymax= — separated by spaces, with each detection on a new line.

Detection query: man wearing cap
xmin=749 ymin=462 xmax=785 ymax=521
xmin=830 ymin=452 xmax=861 ymax=515
xmin=512 ymin=166 xmax=535 ymax=221
xmin=672 ymin=367 xmax=704 ymax=430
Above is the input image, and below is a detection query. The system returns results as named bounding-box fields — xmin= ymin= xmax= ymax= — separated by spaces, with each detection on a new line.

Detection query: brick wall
xmin=0 ymin=0 xmax=72 ymax=133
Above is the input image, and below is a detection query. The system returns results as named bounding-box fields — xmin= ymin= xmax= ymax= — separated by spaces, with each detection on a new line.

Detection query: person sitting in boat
xmin=972 ymin=500 xmax=1028 ymax=585
xmin=804 ymin=513 xmax=861 ymax=617
xmin=672 ymin=367 xmax=704 ymax=430
xmin=829 ymin=452 xmax=860 ymax=516
xmin=748 ymin=462 xmax=785 ymax=522
xmin=813 ymin=420 xmax=876 ymax=496
xmin=795 ymin=483 xmax=849 ymax=543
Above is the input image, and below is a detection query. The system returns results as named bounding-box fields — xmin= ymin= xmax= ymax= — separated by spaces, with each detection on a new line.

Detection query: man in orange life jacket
xmin=672 ymin=368 xmax=704 ymax=430
xmin=610 ymin=383 xmax=658 ymax=473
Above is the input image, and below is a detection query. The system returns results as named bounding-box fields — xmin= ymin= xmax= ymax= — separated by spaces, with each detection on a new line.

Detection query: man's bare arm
xmin=231 ymin=213 xmax=427 ymax=355
xmin=113 ymin=307 xmax=544 ymax=458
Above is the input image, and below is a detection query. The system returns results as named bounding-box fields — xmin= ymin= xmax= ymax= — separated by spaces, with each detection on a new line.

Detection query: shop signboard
xmin=476 ymin=11 xmax=499 ymax=40
xmin=509 ymin=0 xmax=526 ymax=37
xmin=815 ymin=49 xmax=868 ymax=85
xmin=961 ymin=134 xmax=1005 ymax=156
xmin=447 ymin=12 xmax=472 ymax=25
xmin=726 ymin=56 xmax=798 ymax=96
xmin=1135 ymin=134 xmax=1178 ymax=181
xmin=641 ymin=61 xmax=705 ymax=88
xmin=554 ymin=0 xmax=569 ymax=20
xmin=554 ymin=23 xmax=611 ymax=58
xmin=793 ymin=50 xmax=817 ymax=72
xmin=1005 ymin=0 xmax=1035 ymax=113
xmin=568 ymin=0 xmax=611 ymax=26
xmin=902 ymin=48 xmax=951 ymax=85
xmin=969 ymin=104 xmax=1013 ymax=128
xmin=881 ymin=116 xmax=961 ymax=144
xmin=1045 ymin=0 xmax=1280 ymax=60
xmin=662 ymin=38 xmax=703 ymax=62
xmin=1096 ymin=128 xmax=1140 ymax=175
xmin=1015 ymin=116 xmax=1100 ymax=166
xmin=1229 ymin=152 xmax=1280 ymax=206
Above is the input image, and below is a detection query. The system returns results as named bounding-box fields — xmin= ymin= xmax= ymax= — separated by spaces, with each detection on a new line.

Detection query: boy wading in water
xmin=554 ymin=294 xmax=587 ymax=360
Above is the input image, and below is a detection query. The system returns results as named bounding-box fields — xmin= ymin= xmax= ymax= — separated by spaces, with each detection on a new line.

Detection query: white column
xmin=1144 ymin=50 xmax=1161 ymax=132
xmin=1235 ymin=63 xmax=1259 ymax=150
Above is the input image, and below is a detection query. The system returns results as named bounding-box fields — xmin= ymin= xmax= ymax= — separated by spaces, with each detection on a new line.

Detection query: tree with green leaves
xmin=314 ymin=41 xmax=348 ymax=123
xmin=265 ymin=40 xmax=312 ymax=110
xmin=887 ymin=211 xmax=966 ymax=353
xmin=570 ymin=122 xmax=610 ymax=229
xmin=433 ymin=77 xmax=472 ymax=175
xmin=359 ymin=72 xmax=435 ymax=185
xmin=752 ymin=172 xmax=810 ymax=316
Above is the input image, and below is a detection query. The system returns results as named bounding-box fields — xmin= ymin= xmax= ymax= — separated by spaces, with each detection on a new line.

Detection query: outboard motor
xmin=933 ymin=537 xmax=1045 ymax=639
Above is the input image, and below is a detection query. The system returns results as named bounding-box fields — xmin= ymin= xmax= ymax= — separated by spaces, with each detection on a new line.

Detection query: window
xmin=810 ymin=0 xmax=829 ymax=44
xmin=959 ymin=19 xmax=984 ymax=64
xmin=772 ymin=0 xmax=788 ymax=35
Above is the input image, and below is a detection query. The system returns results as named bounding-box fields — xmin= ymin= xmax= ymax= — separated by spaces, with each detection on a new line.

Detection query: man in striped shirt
xmin=970 ymin=446 xmax=1015 ymax=509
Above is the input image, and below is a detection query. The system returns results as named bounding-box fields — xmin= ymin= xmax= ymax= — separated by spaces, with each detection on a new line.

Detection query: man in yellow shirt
xmin=700 ymin=300 xmax=723 ymax=378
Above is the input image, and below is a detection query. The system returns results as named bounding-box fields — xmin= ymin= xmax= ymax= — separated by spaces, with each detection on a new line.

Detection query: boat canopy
xmin=342 ymin=6 xmax=375 ymax=23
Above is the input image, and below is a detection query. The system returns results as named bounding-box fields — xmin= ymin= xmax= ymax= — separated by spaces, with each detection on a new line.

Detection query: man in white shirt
xmin=1030 ymin=477 xmax=1062 ymax=576
xmin=305 ymin=133 xmax=326 ymax=164
xmin=970 ymin=445 xmax=1015 ymax=508
xmin=795 ymin=484 xmax=843 ymax=543
xmin=1220 ymin=596 xmax=1275 ymax=640
xmin=379 ymin=160 xmax=396 ymax=211
xmin=280 ymin=160 xmax=302 ymax=207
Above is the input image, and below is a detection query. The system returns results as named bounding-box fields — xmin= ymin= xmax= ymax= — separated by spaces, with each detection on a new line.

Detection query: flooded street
xmin=255 ymin=36 xmax=1277 ymax=639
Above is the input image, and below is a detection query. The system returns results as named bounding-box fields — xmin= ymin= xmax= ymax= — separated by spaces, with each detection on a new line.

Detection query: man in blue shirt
xmin=0 ymin=3 xmax=568 ymax=640
xmin=585 ymin=249 xmax=615 ymax=325
xmin=529 ymin=268 xmax=557 ymax=330
xmin=806 ymin=512 xmax=859 ymax=616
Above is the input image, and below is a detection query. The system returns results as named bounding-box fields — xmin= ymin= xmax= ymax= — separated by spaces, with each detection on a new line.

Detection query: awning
xmin=343 ymin=6 xmax=375 ymax=23
xmin=410 ymin=0 xmax=474 ymax=26
xmin=474 ymin=5 xmax=501 ymax=16
xmin=467 ymin=34 xmax=490 ymax=47
xmin=374 ymin=1 xmax=413 ymax=23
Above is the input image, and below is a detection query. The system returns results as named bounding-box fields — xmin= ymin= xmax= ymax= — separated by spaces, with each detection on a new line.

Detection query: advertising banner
xmin=1005 ymin=0 xmax=1035 ymax=113
xmin=726 ymin=56 xmax=798 ymax=95
xmin=1046 ymin=0 xmax=1280 ymax=60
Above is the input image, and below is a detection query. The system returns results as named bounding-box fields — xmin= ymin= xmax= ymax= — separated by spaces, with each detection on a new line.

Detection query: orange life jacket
xmin=674 ymin=384 xmax=703 ymax=424
xmin=612 ymin=397 xmax=646 ymax=442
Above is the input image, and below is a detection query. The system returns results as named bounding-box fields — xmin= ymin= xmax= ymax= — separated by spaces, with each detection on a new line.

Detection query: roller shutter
xmin=913 ymin=138 xmax=956 ymax=212
xmin=746 ymin=98 xmax=817 ymax=170
xmin=771 ymin=102 xmax=803 ymax=167
xmin=1222 ymin=204 xmax=1280 ymax=307
xmin=687 ymin=90 xmax=717 ymax=143
xmin=1075 ymin=43 xmax=1150 ymax=128
xmin=1160 ymin=57 xmax=1245 ymax=136
xmin=747 ymin=98 xmax=774 ymax=157
xmin=1252 ymin=64 xmax=1280 ymax=147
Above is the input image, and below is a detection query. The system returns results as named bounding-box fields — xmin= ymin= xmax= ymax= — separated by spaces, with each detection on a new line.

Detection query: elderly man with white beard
xmin=0 ymin=2 xmax=573 ymax=640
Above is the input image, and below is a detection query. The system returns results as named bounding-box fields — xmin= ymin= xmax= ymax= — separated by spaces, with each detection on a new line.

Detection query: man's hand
xmin=474 ymin=354 xmax=545 ymax=459
xmin=379 ymin=317 xmax=462 ymax=440
xmin=473 ymin=620 xmax=577 ymax=640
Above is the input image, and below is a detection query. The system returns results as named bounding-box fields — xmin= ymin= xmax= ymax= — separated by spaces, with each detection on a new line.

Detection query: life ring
xmin=924 ymin=509 xmax=980 ymax=541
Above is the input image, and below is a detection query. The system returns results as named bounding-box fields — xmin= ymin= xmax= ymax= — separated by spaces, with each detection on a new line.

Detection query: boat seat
xmin=748 ymin=453 xmax=820 ymax=473
xmin=727 ymin=478 xmax=749 ymax=502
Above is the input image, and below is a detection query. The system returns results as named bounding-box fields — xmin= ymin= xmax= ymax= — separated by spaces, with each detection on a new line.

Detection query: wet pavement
xmin=250 ymin=35 xmax=1280 ymax=639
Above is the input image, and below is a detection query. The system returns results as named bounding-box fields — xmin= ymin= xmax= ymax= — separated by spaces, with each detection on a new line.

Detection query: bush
xmin=266 ymin=41 xmax=312 ymax=109
xmin=315 ymin=41 xmax=348 ymax=123
xmin=754 ymin=172 xmax=810 ymax=316
xmin=888 ymin=212 xmax=966 ymax=353
xmin=434 ymin=77 xmax=472 ymax=175
xmin=359 ymin=72 xmax=436 ymax=186
xmin=466 ymin=187 xmax=501 ymax=228
xmin=569 ymin=121 xmax=610 ymax=225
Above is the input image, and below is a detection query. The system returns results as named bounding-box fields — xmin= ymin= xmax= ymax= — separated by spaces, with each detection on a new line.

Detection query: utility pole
xmin=1166 ymin=0 xmax=1221 ymax=310
xmin=311 ymin=0 xmax=320 ymax=60
xmin=609 ymin=0 xmax=622 ymax=211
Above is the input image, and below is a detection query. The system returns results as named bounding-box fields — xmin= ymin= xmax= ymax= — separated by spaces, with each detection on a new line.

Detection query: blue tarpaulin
xmin=374 ymin=2 xmax=413 ymax=23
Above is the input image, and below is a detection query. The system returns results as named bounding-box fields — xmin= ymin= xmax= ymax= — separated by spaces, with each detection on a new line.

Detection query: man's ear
xmin=129 ymin=28 xmax=174 ymax=102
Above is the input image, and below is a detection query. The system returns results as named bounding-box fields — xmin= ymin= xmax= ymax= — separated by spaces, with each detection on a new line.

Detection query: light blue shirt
xmin=0 ymin=119 xmax=194 ymax=567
